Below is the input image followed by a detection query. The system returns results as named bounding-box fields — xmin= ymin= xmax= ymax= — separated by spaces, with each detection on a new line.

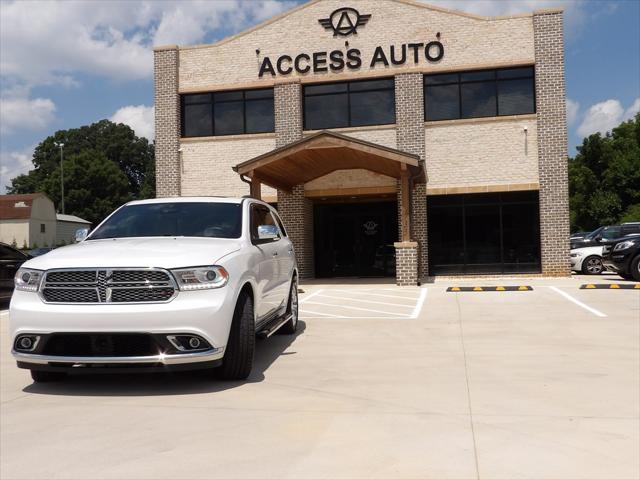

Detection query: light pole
xmin=54 ymin=142 xmax=65 ymax=214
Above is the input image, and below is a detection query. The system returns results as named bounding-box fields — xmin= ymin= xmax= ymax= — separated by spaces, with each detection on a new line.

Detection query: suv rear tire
xmin=582 ymin=256 xmax=603 ymax=275
xmin=278 ymin=277 xmax=298 ymax=335
xmin=217 ymin=291 xmax=255 ymax=380
xmin=30 ymin=370 xmax=66 ymax=383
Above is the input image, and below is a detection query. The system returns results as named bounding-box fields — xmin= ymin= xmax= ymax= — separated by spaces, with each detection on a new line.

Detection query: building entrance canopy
xmin=233 ymin=130 xmax=423 ymax=192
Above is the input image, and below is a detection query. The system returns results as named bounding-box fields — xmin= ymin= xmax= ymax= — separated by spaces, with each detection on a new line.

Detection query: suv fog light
xmin=166 ymin=335 xmax=209 ymax=352
xmin=15 ymin=335 xmax=41 ymax=352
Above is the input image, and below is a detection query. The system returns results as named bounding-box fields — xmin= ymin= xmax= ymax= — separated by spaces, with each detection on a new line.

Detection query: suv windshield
xmin=89 ymin=202 xmax=242 ymax=240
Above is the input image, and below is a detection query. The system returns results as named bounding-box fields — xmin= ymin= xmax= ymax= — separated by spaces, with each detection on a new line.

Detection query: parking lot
xmin=1 ymin=275 xmax=638 ymax=480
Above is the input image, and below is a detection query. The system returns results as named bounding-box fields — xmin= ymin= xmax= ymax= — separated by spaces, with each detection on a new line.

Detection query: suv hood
xmin=22 ymin=237 xmax=242 ymax=271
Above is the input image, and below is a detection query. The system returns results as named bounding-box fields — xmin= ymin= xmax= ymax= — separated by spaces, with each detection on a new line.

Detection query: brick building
xmin=154 ymin=0 xmax=570 ymax=285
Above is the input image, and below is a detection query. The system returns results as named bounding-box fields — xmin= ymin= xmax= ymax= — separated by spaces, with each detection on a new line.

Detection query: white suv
xmin=10 ymin=197 xmax=299 ymax=382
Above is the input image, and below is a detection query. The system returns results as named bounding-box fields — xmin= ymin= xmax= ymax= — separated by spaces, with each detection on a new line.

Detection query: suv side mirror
xmin=75 ymin=228 xmax=89 ymax=243
xmin=257 ymin=224 xmax=279 ymax=241
xmin=594 ymin=235 xmax=603 ymax=242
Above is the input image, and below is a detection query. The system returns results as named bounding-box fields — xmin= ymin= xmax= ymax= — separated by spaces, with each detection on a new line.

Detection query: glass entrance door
xmin=314 ymin=201 xmax=397 ymax=278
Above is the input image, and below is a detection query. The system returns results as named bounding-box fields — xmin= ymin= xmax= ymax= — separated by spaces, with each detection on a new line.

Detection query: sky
xmin=1 ymin=0 xmax=639 ymax=193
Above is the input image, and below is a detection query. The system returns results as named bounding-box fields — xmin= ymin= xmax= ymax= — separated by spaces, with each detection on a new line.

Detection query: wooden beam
xmin=400 ymin=170 xmax=411 ymax=242
xmin=253 ymin=171 xmax=293 ymax=194
xmin=249 ymin=173 xmax=261 ymax=200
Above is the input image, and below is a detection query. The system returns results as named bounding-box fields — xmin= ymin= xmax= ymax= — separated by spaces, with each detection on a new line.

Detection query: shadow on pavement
xmin=21 ymin=321 xmax=306 ymax=397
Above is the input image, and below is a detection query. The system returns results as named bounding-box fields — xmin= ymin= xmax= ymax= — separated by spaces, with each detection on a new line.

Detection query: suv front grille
xmin=41 ymin=269 xmax=177 ymax=304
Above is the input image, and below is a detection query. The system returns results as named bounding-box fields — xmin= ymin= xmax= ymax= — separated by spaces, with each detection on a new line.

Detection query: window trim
xmin=424 ymin=66 xmax=536 ymax=122
xmin=303 ymin=78 xmax=396 ymax=130
xmin=181 ymin=88 xmax=275 ymax=138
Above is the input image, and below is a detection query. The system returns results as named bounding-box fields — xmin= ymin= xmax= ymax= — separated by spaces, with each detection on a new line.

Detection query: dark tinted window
xmin=425 ymin=84 xmax=459 ymax=120
xmin=89 ymin=203 xmax=242 ymax=239
xmin=184 ymin=104 xmax=212 ymax=137
xmin=428 ymin=191 xmax=540 ymax=274
xmin=425 ymin=66 xmax=535 ymax=121
xmin=304 ymin=79 xmax=395 ymax=130
xmin=498 ymin=78 xmax=535 ymax=115
xmin=181 ymin=89 xmax=274 ymax=137
xmin=214 ymin=100 xmax=243 ymax=135
xmin=461 ymin=81 xmax=496 ymax=118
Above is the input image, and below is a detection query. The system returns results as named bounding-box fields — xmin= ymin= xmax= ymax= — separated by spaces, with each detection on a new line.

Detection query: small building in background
xmin=56 ymin=214 xmax=91 ymax=245
xmin=0 ymin=193 xmax=57 ymax=248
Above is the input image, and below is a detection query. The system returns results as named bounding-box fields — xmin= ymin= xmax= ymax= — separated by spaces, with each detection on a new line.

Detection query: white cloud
xmin=425 ymin=0 xmax=587 ymax=39
xmin=0 ymin=146 xmax=35 ymax=193
xmin=111 ymin=105 xmax=155 ymax=140
xmin=0 ymin=96 xmax=56 ymax=135
xmin=0 ymin=0 xmax=295 ymax=89
xmin=566 ymin=98 xmax=580 ymax=126
xmin=577 ymin=98 xmax=640 ymax=137
xmin=624 ymin=98 xmax=640 ymax=120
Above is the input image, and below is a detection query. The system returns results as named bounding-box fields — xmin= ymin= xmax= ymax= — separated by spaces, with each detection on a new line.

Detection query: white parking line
xmin=299 ymin=289 xmax=324 ymax=304
xmin=315 ymin=293 xmax=414 ymax=308
xmin=304 ymin=300 xmax=410 ymax=317
xmin=548 ymin=286 xmax=607 ymax=318
xmin=299 ymin=309 xmax=342 ymax=318
xmin=410 ymin=288 xmax=428 ymax=319
xmin=329 ymin=289 xmax=419 ymax=300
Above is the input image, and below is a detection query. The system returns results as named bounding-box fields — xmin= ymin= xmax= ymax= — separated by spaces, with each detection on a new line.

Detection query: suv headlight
xmin=171 ymin=266 xmax=229 ymax=291
xmin=14 ymin=268 xmax=43 ymax=292
xmin=613 ymin=240 xmax=635 ymax=252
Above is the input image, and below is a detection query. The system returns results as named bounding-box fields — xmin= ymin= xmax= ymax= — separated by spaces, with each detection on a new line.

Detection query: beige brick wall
xmin=178 ymin=0 xmax=534 ymax=91
xmin=425 ymin=117 xmax=539 ymax=189
xmin=180 ymin=136 xmax=277 ymax=197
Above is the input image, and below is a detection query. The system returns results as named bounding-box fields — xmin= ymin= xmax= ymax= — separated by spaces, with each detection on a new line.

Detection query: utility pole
xmin=54 ymin=142 xmax=65 ymax=214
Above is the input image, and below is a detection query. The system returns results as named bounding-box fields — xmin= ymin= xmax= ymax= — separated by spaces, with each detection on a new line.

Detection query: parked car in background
xmin=570 ymin=245 xmax=606 ymax=275
xmin=28 ymin=247 xmax=55 ymax=257
xmin=570 ymin=223 xmax=640 ymax=250
xmin=10 ymin=197 xmax=299 ymax=383
xmin=602 ymin=236 xmax=640 ymax=281
xmin=570 ymin=231 xmax=591 ymax=241
xmin=0 ymin=243 xmax=31 ymax=302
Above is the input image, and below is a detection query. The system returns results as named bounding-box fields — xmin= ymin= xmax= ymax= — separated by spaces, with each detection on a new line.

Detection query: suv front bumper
xmin=9 ymin=287 xmax=237 ymax=371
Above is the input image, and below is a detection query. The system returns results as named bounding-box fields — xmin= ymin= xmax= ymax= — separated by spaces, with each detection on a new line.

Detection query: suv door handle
xmin=272 ymin=251 xmax=278 ymax=257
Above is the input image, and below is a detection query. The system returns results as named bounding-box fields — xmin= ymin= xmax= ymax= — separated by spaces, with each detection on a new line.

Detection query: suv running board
xmin=257 ymin=314 xmax=293 ymax=339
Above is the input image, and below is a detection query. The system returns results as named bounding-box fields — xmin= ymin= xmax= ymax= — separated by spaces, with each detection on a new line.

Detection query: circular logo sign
xmin=318 ymin=8 xmax=371 ymax=37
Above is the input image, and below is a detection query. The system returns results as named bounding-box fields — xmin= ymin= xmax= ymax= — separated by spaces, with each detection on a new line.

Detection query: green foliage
xmin=11 ymin=238 xmax=17 ymax=248
xmin=32 ymin=241 xmax=38 ymax=249
xmin=569 ymin=113 xmax=640 ymax=231
xmin=7 ymin=120 xmax=155 ymax=225
xmin=21 ymin=240 xmax=28 ymax=250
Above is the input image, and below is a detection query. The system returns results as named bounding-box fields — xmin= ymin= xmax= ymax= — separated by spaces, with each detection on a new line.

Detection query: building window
xmin=427 ymin=191 xmax=541 ymax=275
xmin=40 ymin=223 xmax=45 ymax=233
xmin=304 ymin=78 xmax=395 ymax=130
xmin=181 ymin=88 xmax=274 ymax=137
xmin=425 ymin=67 xmax=535 ymax=121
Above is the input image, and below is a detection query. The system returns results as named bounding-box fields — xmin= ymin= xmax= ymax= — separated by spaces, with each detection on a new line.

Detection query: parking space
xmin=299 ymin=286 xmax=427 ymax=319
xmin=1 ymin=277 xmax=638 ymax=479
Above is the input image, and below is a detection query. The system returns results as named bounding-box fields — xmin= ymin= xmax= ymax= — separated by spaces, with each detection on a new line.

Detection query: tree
xmin=569 ymin=113 xmax=640 ymax=231
xmin=7 ymin=120 xmax=155 ymax=224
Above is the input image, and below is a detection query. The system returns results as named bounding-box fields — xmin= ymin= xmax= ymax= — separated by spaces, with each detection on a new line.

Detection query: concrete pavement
xmin=1 ymin=275 xmax=638 ymax=479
